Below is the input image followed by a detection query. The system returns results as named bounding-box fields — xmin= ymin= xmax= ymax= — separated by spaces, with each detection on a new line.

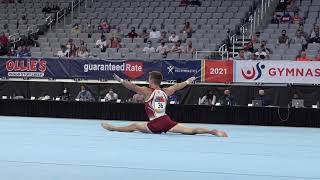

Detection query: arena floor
xmin=0 ymin=116 xmax=319 ymax=180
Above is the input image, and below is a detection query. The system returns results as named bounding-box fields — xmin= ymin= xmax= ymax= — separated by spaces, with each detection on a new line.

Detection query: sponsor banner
xmin=203 ymin=60 xmax=233 ymax=83
xmin=234 ymin=60 xmax=320 ymax=84
xmin=162 ymin=60 xmax=201 ymax=81
xmin=0 ymin=58 xmax=70 ymax=78
xmin=71 ymin=59 xmax=161 ymax=80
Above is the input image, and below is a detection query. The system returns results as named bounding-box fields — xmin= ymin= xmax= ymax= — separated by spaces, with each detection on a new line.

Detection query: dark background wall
xmin=0 ymin=81 xmax=320 ymax=107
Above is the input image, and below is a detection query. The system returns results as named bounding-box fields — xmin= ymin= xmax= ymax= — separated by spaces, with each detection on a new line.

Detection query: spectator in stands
xmin=292 ymin=11 xmax=302 ymax=24
xmin=0 ymin=32 xmax=8 ymax=46
xmin=8 ymin=47 xmax=17 ymax=57
xmin=76 ymin=46 xmax=89 ymax=58
xmin=132 ymin=94 xmax=144 ymax=103
xmin=159 ymin=31 xmax=168 ymax=43
xmin=278 ymin=30 xmax=289 ymax=46
xmin=280 ymin=11 xmax=291 ymax=24
xmin=182 ymin=22 xmax=193 ymax=38
xmin=296 ymin=50 xmax=312 ymax=61
xmin=243 ymin=47 xmax=252 ymax=60
xmin=220 ymin=89 xmax=236 ymax=106
xmin=98 ymin=20 xmax=111 ymax=33
xmin=156 ymin=40 xmax=170 ymax=58
xmin=170 ymin=40 xmax=184 ymax=54
xmin=66 ymin=39 xmax=77 ymax=57
xmin=168 ymin=94 xmax=179 ymax=104
xmin=95 ymin=35 xmax=107 ymax=52
xmin=251 ymin=31 xmax=261 ymax=43
xmin=76 ymin=85 xmax=95 ymax=102
xmin=42 ymin=3 xmax=52 ymax=14
xmin=140 ymin=27 xmax=149 ymax=43
xmin=199 ymin=90 xmax=217 ymax=105
xmin=258 ymin=40 xmax=273 ymax=55
xmin=310 ymin=25 xmax=319 ymax=39
xmin=19 ymin=15 xmax=27 ymax=25
xmin=277 ymin=0 xmax=289 ymax=11
xmin=56 ymin=45 xmax=69 ymax=58
xmin=104 ymin=88 xmax=118 ymax=102
xmin=292 ymin=29 xmax=307 ymax=49
xmin=85 ymin=22 xmax=94 ymax=38
xmin=246 ymin=41 xmax=255 ymax=53
xmin=298 ymin=25 xmax=309 ymax=42
xmin=271 ymin=12 xmax=280 ymax=24
xmin=142 ymin=40 xmax=156 ymax=54
xmin=128 ymin=27 xmax=138 ymax=41
xmin=185 ymin=41 xmax=196 ymax=55
xmin=168 ymin=31 xmax=179 ymax=43
xmin=149 ymin=26 xmax=161 ymax=39
xmin=254 ymin=89 xmax=271 ymax=106
xmin=108 ymin=37 xmax=121 ymax=49
xmin=310 ymin=32 xmax=320 ymax=43
xmin=71 ymin=23 xmax=81 ymax=37
xmin=234 ymin=49 xmax=246 ymax=60
xmin=18 ymin=45 xmax=30 ymax=57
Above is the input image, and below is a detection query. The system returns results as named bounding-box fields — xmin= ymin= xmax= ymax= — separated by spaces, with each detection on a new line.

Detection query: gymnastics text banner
xmin=234 ymin=60 xmax=320 ymax=84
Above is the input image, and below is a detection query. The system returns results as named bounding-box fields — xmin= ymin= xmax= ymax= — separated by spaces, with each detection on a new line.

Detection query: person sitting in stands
xmin=108 ymin=37 xmax=121 ymax=49
xmin=104 ymin=88 xmax=118 ymax=102
xmin=181 ymin=22 xmax=193 ymax=38
xmin=96 ymin=35 xmax=107 ymax=52
xmin=184 ymin=41 xmax=196 ymax=55
xmin=142 ymin=40 xmax=156 ymax=54
xmin=98 ymin=20 xmax=111 ymax=33
xmin=170 ymin=40 xmax=184 ymax=54
xmin=8 ymin=46 xmax=17 ymax=57
xmin=76 ymin=85 xmax=95 ymax=102
xmin=310 ymin=32 xmax=320 ymax=43
xmin=76 ymin=46 xmax=89 ymax=58
xmin=128 ymin=27 xmax=138 ymax=41
xmin=277 ymin=29 xmax=289 ymax=46
xmin=66 ymin=39 xmax=77 ymax=57
xmin=71 ymin=23 xmax=81 ymax=37
xmin=296 ymin=50 xmax=312 ymax=61
xmin=18 ymin=45 xmax=30 ymax=57
xmin=280 ymin=11 xmax=291 ymax=23
xmin=234 ymin=49 xmax=246 ymax=60
xmin=140 ymin=27 xmax=149 ymax=43
xmin=156 ymin=40 xmax=170 ymax=58
xmin=168 ymin=31 xmax=179 ymax=43
xmin=56 ymin=45 xmax=69 ymax=57
xmin=254 ymin=89 xmax=271 ymax=106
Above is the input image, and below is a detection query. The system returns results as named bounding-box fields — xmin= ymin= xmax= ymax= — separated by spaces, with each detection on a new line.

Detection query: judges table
xmin=0 ymin=99 xmax=319 ymax=128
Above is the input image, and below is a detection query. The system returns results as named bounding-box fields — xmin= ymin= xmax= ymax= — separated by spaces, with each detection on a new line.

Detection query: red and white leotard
xmin=145 ymin=89 xmax=178 ymax=133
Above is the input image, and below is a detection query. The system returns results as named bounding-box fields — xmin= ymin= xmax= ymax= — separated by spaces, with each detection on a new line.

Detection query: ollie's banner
xmin=234 ymin=60 xmax=320 ymax=84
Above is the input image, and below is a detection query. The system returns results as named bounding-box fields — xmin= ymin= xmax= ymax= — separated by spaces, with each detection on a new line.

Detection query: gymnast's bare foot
xmin=211 ymin=129 xmax=228 ymax=137
xmin=101 ymin=123 xmax=115 ymax=131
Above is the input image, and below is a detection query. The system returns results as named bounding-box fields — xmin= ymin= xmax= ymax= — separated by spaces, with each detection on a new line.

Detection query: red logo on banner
xmin=6 ymin=59 xmax=47 ymax=72
xmin=204 ymin=60 xmax=233 ymax=82
xmin=123 ymin=61 xmax=144 ymax=79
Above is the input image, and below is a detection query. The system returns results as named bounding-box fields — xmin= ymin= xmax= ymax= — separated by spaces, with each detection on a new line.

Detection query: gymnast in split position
xmin=101 ymin=71 xmax=228 ymax=137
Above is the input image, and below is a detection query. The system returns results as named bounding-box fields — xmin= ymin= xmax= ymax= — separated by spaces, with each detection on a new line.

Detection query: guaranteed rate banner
xmin=70 ymin=59 xmax=161 ymax=80
xmin=234 ymin=60 xmax=320 ymax=84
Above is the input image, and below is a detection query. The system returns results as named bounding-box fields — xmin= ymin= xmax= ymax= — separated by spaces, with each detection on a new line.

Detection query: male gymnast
xmin=101 ymin=71 xmax=228 ymax=137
